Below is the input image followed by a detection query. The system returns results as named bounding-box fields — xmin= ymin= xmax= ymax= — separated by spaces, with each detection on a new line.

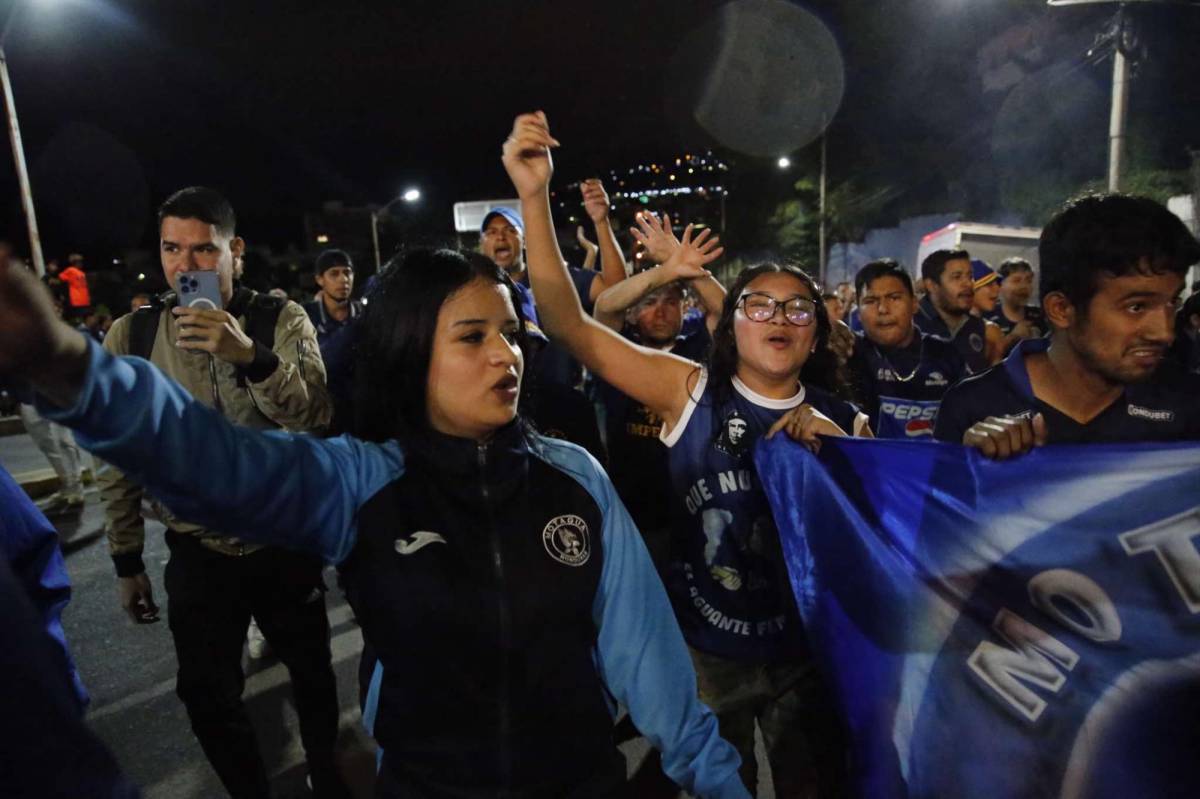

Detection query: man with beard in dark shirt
xmin=935 ymin=194 xmax=1200 ymax=457
xmin=848 ymin=259 xmax=966 ymax=438
xmin=916 ymin=249 xmax=991 ymax=374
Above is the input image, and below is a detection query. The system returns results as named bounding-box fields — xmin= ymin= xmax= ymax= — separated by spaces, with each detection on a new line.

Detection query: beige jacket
xmin=100 ymin=289 xmax=331 ymax=575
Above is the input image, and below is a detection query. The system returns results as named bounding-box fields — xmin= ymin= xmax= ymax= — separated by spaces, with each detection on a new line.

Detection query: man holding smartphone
xmin=97 ymin=187 xmax=346 ymax=797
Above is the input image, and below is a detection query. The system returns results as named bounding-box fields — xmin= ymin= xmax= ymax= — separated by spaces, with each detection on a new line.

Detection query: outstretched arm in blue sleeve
xmin=39 ymin=340 xmax=404 ymax=563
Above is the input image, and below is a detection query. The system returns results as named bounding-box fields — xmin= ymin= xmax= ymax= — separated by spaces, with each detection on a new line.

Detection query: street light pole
xmin=371 ymin=188 xmax=421 ymax=271
xmin=370 ymin=210 xmax=382 ymax=272
xmin=818 ymin=132 xmax=827 ymax=286
xmin=0 ymin=40 xmax=46 ymax=277
xmin=1106 ymin=6 xmax=1131 ymax=191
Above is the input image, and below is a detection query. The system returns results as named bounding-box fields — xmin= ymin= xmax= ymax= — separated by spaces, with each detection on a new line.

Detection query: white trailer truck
xmin=915 ymin=222 xmax=1042 ymax=274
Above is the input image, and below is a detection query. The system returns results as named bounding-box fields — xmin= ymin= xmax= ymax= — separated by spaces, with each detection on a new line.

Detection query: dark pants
xmin=164 ymin=532 xmax=341 ymax=799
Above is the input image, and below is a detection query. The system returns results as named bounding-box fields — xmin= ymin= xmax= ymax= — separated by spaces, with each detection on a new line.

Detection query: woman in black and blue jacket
xmin=0 ymin=244 xmax=748 ymax=799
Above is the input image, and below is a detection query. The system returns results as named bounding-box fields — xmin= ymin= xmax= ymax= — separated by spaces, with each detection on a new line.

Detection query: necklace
xmin=872 ymin=337 xmax=923 ymax=383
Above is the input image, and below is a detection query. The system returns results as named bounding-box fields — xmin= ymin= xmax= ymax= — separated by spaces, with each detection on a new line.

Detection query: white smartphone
xmin=177 ymin=271 xmax=223 ymax=310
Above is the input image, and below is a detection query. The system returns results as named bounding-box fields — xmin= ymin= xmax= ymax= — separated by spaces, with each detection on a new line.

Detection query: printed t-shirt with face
xmin=661 ymin=369 xmax=867 ymax=662
xmin=934 ymin=337 xmax=1200 ymax=445
xmin=848 ymin=329 xmax=966 ymax=438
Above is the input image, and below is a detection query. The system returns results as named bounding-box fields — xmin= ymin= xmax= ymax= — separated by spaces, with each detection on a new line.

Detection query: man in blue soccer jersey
xmin=935 ymin=194 xmax=1200 ymax=457
xmin=847 ymin=259 xmax=967 ymax=438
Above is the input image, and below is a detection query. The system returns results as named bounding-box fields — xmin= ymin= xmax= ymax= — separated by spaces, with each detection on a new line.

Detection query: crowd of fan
xmin=1 ymin=110 xmax=1198 ymax=799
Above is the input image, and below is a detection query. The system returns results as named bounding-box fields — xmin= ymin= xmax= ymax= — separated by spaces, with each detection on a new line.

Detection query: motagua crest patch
xmin=542 ymin=514 xmax=591 ymax=567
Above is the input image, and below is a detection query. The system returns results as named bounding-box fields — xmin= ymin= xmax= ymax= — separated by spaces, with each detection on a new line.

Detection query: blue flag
xmin=755 ymin=436 xmax=1200 ymax=799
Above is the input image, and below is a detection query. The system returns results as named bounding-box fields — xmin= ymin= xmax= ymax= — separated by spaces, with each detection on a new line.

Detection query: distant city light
xmin=316 ymin=234 xmax=330 ymax=243
xmin=137 ymin=273 xmax=146 ymax=280
xmin=777 ymin=156 xmax=791 ymax=169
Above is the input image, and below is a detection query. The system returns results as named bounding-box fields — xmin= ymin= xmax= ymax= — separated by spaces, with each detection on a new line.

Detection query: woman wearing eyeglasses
xmin=504 ymin=112 xmax=871 ymax=797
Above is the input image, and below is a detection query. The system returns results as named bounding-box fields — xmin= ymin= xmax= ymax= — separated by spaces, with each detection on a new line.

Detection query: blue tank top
xmin=661 ymin=369 xmax=864 ymax=662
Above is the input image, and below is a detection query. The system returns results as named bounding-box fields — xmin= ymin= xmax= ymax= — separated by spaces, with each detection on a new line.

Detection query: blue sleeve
xmin=0 ymin=558 xmax=140 ymax=799
xmin=535 ymin=440 xmax=749 ymax=799
xmin=38 ymin=339 xmax=405 ymax=564
xmin=0 ymin=466 xmax=88 ymax=711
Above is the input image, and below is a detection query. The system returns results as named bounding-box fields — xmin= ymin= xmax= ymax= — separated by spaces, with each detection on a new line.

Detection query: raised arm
xmin=0 ymin=259 xmax=402 ymax=564
xmin=631 ymin=211 xmax=726 ymax=333
xmin=592 ymin=242 xmax=715 ymax=331
xmin=580 ymin=178 xmax=629 ymax=298
xmin=502 ymin=112 xmax=720 ymax=428
xmin=575 ymin=226 xmax=599 ymax=272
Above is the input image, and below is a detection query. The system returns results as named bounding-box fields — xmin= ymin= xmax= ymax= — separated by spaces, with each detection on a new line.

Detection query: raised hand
xmin=630 ymin=211 xmax=681 ymax=265
xmin=576 ymin=226 xmax=598 ymax=254
xmin=501 ymin=111 xmax=559 ymax=200
xmin=575 ymin=226 xmax=599 ymax=271
xmin=580 ymin=179 xmax=611 ymax=224
xmin=660 ymin=223 xmax=723 ymax=282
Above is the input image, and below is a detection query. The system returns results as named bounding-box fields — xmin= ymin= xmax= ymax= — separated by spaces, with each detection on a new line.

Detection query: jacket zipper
xmin=479 ymin=442 xmax=513 ymax=792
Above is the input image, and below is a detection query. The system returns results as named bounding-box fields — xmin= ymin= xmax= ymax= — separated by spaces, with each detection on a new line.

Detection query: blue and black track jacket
xmin=41 ymin=340 xmax=749 ymax=799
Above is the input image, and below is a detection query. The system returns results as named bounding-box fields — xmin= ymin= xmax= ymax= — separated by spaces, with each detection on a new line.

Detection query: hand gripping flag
xmin=754 ymin=436 xmax=1200 ymax=799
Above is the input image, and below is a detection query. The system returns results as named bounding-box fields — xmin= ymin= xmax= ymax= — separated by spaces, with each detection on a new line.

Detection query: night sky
xmin=1 ymin=0 xmax=1198 ymax=262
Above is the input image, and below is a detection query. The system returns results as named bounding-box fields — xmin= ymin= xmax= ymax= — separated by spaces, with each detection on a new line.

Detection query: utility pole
xmin=818 ymin=133 xmax=827 ymax=285
xmin=1105 ymin=5 xmax=1133 ymax=191
xmin=0 ymin=4 xmax=46 ymax=277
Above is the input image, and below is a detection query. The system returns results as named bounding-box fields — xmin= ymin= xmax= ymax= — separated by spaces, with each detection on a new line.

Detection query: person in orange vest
xmin=58 ymin=254 xmax=91 ymax=320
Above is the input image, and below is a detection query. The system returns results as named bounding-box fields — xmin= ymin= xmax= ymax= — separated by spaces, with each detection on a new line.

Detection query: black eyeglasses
xmin=737 ymin=292 xmax=816 ymax=327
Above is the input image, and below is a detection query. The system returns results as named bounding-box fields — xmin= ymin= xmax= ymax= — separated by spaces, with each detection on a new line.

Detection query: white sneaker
xmin=247 ymin=617 xmax=270 ymax=659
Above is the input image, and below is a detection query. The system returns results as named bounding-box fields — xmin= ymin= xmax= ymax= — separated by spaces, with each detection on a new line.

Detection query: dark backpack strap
xmin=127 ymin=292 xmax=173 ymax=360
xmin=243 ymin=293 xmax=286 ymax=351
xmin=233 ymin=292 xmax=288 ymax=388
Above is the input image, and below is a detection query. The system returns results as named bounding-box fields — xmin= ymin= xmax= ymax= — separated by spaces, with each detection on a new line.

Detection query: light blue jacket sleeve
xmin=533 ymin=437 xmax=749 ymax=799
xmin=38 ymin=340 xmax=404 ymax=563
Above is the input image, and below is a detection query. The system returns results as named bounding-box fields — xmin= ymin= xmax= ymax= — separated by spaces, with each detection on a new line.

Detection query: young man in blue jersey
xmin=848 ymin=259 xmax=967 ymax=438
xmin=935 ymin=194 xmax=1200 ymax=457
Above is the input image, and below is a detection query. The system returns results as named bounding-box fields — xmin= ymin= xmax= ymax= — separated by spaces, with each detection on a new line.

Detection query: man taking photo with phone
xmin=98 ymin=187 xmax=346 ymax=797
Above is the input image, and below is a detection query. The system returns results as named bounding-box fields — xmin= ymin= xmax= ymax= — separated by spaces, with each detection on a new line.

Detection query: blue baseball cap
xmin=971 ymin=259 xmax=999 ymax=290
xmin=481 ymin=207 xmax=524 ymax=235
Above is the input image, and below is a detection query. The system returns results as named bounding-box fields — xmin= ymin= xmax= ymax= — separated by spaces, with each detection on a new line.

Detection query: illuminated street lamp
xmin=371 ymin=188 xmax=422 ymax=270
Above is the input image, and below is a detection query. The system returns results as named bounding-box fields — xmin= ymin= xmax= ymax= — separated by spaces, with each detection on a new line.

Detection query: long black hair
xmin=706 ymin=262 xmax=846 ymax=404
xmin=348 ymin=247 xmax=530 ymax=444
